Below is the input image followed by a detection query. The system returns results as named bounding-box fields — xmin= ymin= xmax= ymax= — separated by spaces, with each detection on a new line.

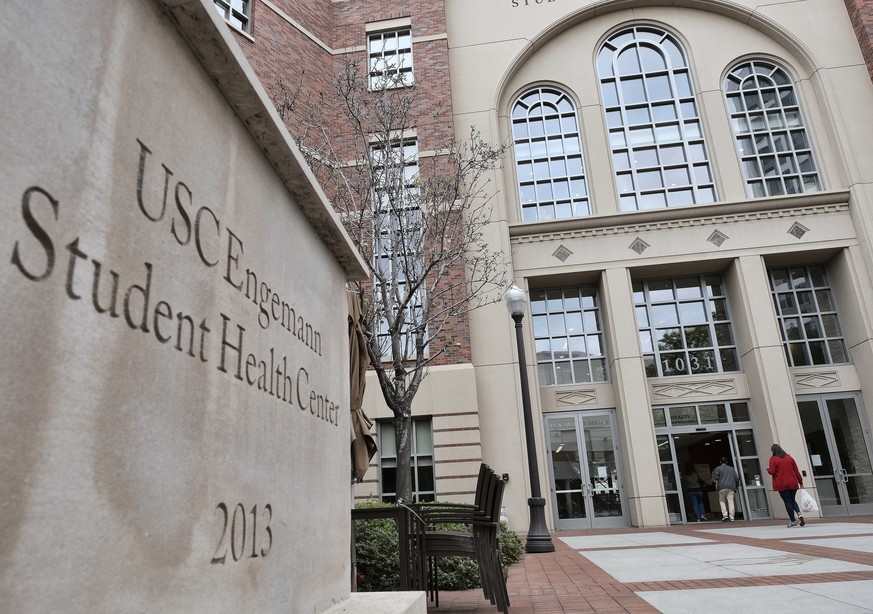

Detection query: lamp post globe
xmin=503 ymin=284 xmax=528 ymax=318
xmin=503 ymin=284 xmax=555 ymax=553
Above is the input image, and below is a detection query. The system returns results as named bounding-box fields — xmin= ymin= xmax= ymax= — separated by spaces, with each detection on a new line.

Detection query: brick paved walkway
xmin=428 ymin=517 xmax=873 ymax=613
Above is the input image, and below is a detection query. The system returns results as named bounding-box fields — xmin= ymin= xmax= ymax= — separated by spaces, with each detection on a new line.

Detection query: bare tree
xmin=272 ymin=60 xmax=507 ymax=503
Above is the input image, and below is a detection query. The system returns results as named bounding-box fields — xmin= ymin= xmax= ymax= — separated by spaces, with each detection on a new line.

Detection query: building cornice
xmin=509 ymin=191 xmax=851 ymax=244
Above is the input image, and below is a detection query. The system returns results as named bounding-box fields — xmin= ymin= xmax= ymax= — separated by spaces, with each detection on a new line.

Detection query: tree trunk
xmin=393 ymin=411 xmax=414 ymax=503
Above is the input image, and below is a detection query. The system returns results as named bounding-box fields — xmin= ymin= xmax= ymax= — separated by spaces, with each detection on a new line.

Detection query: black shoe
xmin=721 ymin=516 xmax=729 ymax=522
xmin=799 ymin=516 xmax=806 ymax=527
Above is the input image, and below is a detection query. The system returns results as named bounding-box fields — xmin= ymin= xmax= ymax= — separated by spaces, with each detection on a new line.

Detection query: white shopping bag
xmin=800 ymin=488 xmax=819 ymax=513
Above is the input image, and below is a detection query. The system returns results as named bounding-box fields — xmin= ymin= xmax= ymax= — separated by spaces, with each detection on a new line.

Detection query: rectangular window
xmin=213 ymin=0 xmax=250 ymax=33
xmin=371 ymin=138 xmax=425 ymax=358
xmin=531 ymin=286 xmax=608 ymax=386
xmin=378 ymin=419 xmax=435 ymax=503
xmin=368 ymin=28 xmax=414 ymax=89
xmin=769 ymin=265 xmax=849 ymax=367
xmin=635 ymin=275 xmax=739 ymax=377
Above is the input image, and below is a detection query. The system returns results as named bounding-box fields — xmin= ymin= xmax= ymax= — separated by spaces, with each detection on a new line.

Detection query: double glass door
xmin=545 ymin=411 xmax=627 ymax=529
xmin=798 ymin=395 xmax=873 ymax=516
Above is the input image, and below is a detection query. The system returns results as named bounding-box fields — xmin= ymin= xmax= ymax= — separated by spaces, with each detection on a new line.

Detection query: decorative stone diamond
xmin=556 ymin=390 xmax=597 ymax=406
xmin=629 ymin=237 xmax=650 ymax=254
xmin=788 ymin=222 xmax=810 ymax=239
xmin=552 ymin=244 xmax=573 ymax=262
xmin=795 ymin=371 xmax=840 ymax=389
xmin=708 ymin=230 xmax=728 ymax=247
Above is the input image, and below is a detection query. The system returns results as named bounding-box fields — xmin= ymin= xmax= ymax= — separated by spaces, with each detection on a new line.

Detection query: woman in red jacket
xmin=767 ymin=443 xmax=805 ymax=527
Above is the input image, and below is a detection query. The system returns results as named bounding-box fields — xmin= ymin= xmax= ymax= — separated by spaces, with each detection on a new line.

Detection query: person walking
xmin=683 ymin=461 xmax=707 ymax=522
xmin=712 ymin=457 xmax=740 ymax=521
xmin=767 ymin=443 xmax=805 ymax=527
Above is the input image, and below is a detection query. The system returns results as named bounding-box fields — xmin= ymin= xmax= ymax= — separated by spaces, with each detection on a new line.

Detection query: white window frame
xmin=370 ymin=137 xmax=426 ymax=359
xmin=212 ymin=0 xmax=251 ymax=34
xmin=724 ymin=60 xmax=822 ymax=198
xmin=530 ymin=286 xmax=608 ymax=386
xmin=597 ymin=25 xmax=717 ymax=211
xmin=511 ymin=87 xmax=592 ymax=222
xmin=634 ymin=275 xmax=739 ymax=378
xmin=768 ymin=265 xmax=849 ymax=367
xmin=378 ymin=418 xmax=435 ymax=503
xmin=368 ymin=28 xmax=414 ymax=90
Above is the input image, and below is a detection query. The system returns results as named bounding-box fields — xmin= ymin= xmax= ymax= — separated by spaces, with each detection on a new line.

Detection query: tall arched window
xmin=597 ymin=26 xmax=716 ymax=211
xmin=511 ymin=87 xmax=591 ymax=222
xmin=724 ymin=60 xmax=821 ymax=197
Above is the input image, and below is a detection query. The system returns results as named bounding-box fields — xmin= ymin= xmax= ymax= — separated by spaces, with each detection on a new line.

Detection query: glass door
xmin=798 ymin=395 xmax=873 ymax=516
xmin=545 ymin=411 xmax=627 ymax=529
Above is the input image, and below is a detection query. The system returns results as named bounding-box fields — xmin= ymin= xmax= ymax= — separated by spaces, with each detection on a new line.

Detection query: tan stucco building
xmin=437 ymin=0 xmax=873 ymax=530
xmin=230 ymin=0 xmax=873 ymax=532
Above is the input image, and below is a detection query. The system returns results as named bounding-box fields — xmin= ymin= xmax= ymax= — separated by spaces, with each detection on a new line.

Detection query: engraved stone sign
xmin=1 ymin=1 xmax=367 ymax=611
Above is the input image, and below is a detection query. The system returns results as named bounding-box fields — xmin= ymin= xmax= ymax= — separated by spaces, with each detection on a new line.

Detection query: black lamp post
xmin=504 ymin=284 xmax=555 ymax=553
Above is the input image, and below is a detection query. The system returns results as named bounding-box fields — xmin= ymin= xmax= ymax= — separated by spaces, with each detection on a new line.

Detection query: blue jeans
xmin=689 ymin=489 xmax=705 ymax=520
xmin=779 ymin=489 xmax=801 ymax=521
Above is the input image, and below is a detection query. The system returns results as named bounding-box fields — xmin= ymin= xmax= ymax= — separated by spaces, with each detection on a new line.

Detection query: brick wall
xmin=843 ymin=0 xmax=873 ymax=82
xmin=230 ymin=0 xmax=473 ymax=368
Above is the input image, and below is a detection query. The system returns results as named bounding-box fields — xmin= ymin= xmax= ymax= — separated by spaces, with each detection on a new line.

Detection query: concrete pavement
xmin=429 ymin=517 xmax=873 ymax=613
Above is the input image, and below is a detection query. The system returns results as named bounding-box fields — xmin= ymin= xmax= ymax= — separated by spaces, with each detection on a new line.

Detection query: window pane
xmin=724 ymin=61 xmax=820 ymax=197
xmin=380 ymin=424 xmax=396 ymax=457
xmin=684 ymin=325 xmax=712 ymax=348
xmin=828 ymin=339 xmax=848 ymax=363
xmin=736 ymin=428 xmax=757 ymax=455
xmin=513 ymin=88 xmax=591 ymax=222
xmin=534 ymin=286 xmax=608 ymax=385
xmin=415 ymin=423 xmax=433 ymax=452
xmin=699 ymin=404 xmax=728 ymax=423
xmin=669 ymin=406 xmax=698 ymax=425
xmin=572 ymin=361 xmax=592 ymax=383
xmin=640 ymin=330 xmax=653 ymax=352
xmin=657 ymin=328 xmax=683 ymax=350
xmin=731 ymin=402 xmax=751 ymax=422
xmin=636 ymin=306 xmax=650 ymax=327
xmin=678 ymin=301 xmax=707 ymax=324
xmin=652 ymin=304 xmax=679 ymax=326
xmin=719 ymin=348 xmax=739 ymax=371
xmin=769 ymin=265 xmax=848 ymax=367
xmin=416 ymin=459 xmax=435 ymax=493
xmin=599 ymin=26 xmax=716 ymax=210
xmin=649 ymin=279 xmax=674 ymax=301
xmin=538 ymin=363 xmax=555 ymax=386
xmin=638 ymin=276 xmax=738 ymax=377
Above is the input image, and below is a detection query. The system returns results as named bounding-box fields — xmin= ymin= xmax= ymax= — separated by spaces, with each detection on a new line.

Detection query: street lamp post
xmin=504 ymin=284 xmax=555 ymax=553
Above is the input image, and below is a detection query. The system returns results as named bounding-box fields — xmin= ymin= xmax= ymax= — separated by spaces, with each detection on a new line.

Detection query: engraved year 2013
xmin=211 ymin=502 xmax=272 ymax=564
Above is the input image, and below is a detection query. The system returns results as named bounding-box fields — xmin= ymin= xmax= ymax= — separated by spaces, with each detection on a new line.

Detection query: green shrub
xmin=353 ymin=502 xmax=524 ymax=592
xmin=498 ymin=521 xmax=524 ymax=569
xmin=353 ymin=503 xmax=401 ymax=592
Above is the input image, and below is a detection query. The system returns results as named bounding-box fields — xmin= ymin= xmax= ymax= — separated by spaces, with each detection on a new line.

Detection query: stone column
xmin=601 ymin=267 xmax=669 ymax=527
xmin=728 ymin=256 xmax=810 ymax=516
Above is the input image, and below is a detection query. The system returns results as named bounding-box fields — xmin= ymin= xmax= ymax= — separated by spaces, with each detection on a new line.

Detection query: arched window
xmin=511 ymin=87 xmax=591 ymax=222
xmin=597 ymin=26 xmax=716 ymax=211
xmin=724 ymin=60 xmax=821 ymax=197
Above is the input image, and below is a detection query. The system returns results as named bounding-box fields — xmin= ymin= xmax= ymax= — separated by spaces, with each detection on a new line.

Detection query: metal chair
xmin=413 ymin=465 xmax=509 ymax=613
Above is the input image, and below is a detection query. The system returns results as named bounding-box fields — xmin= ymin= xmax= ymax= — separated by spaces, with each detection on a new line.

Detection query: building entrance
xmin=672 ymin=431 xmax=741 ymax=521
xmin=654 ymin=401 xmax=770 ymax=523
xmin=544 ymin=411 xmax=628 ymax=529
xmin=798 ymin=394 xmax=873 ymax=516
